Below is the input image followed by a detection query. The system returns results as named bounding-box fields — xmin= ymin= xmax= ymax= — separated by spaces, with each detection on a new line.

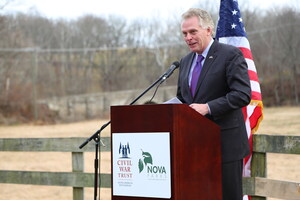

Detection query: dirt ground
xmin=0 ymin=106 xmax=299 ymax=200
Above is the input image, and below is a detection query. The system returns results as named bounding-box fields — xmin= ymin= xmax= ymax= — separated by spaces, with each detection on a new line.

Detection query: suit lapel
xmin=194 ymin=40 xmax=219 ymax=97
xmin=182 ymin=52 xmax=195 ymax=102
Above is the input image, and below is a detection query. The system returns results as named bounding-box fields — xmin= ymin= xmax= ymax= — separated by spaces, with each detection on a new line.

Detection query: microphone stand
xmin=78 ymin=71 xmax=173 ymax=200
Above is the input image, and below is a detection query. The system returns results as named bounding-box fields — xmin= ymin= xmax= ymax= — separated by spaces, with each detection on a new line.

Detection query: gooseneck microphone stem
xmin=79 ymin=72 xmax=165 ymax=149
xmin=129 ymin=73 xmax=166 ymax=106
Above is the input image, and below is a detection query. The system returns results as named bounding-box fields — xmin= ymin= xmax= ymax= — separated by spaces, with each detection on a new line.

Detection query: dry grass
xmin=0 ymin=106 xmax=299 ymax=200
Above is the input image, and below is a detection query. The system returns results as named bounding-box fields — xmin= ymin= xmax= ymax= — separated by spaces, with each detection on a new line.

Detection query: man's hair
xmin=182 ymin=8 xmax=215 ymax=36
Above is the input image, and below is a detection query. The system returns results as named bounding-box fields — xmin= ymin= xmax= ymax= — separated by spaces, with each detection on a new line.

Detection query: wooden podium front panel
xmin=173 ymin=105 xmax=222 ymax=200
xmin=111 ymin=104 xmax=222 ymax=200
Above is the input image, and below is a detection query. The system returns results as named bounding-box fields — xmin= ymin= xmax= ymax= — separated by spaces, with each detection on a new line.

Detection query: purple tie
xmin=190 ymin=55 xmax=204 ymax=97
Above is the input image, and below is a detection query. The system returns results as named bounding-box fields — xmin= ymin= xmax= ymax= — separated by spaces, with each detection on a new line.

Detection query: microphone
xmin=161 ymin=61 xmax=180 ymax=81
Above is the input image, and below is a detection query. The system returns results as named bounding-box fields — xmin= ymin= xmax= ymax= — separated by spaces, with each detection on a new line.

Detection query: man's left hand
xmin=189 ymin=103 xmax=209 ymax=115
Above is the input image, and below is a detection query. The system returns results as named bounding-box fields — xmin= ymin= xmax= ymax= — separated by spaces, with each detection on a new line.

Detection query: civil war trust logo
xmin=116 ymin=142 xmax=133 ymax=179
xmin=138 ymin=149 xmax=167 ymax=178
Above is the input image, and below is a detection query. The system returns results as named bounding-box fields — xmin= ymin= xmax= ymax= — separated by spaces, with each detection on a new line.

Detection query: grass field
xmin=0 ymin=106 xmax=299 ymax=200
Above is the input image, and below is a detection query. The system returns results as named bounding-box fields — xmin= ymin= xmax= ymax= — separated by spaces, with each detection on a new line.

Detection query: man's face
xmin=181 ymin=16 xmax=212 ymax=54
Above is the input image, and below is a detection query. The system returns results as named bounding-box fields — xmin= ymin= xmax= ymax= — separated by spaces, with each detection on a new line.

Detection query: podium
xmin=111 ymin=104 xmax=222 ymax=200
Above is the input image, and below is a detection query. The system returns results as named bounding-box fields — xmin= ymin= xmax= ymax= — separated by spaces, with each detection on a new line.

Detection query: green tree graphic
xmin=138 ymin=150 xmax=153 ymax=173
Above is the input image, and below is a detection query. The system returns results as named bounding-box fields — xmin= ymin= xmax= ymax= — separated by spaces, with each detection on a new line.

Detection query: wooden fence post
xmin=251 ymin=151 xmax=267 ymax=200
xmin=72 ymin=152 xmax=84 ymax=200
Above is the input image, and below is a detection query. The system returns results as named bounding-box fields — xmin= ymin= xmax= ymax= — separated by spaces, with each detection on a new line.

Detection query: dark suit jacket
xmin=177 ymin=39 xmax=251 ymax=162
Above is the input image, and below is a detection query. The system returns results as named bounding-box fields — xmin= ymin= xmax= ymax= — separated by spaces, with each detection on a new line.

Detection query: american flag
xmin=215 ymin=0 xmax=264 ymax=199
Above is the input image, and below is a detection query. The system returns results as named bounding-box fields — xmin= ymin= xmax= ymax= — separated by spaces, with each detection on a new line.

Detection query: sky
xmin=1 ymin=0 xmax=298 ymax=21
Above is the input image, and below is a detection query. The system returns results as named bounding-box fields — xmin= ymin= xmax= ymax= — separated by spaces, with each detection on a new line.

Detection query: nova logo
xmin=138 ymin=150 xmax=166 ymax=174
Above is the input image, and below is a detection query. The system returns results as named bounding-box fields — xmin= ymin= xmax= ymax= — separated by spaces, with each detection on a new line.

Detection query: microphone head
xmin=172 ymin=61 xmax=180 ymax=69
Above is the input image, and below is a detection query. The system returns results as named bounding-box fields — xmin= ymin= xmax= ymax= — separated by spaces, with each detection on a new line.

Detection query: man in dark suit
xmin=176 ymin=8 xmax=251 ymax=200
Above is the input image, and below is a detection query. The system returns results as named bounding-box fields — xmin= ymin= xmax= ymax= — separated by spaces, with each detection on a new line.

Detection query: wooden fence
xmin=0 ymin=135 xmax=299 ymax=200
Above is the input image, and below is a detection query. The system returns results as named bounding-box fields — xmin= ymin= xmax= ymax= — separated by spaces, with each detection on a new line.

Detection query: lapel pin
xmin=209 ymin=56 xmax=213 ymax=59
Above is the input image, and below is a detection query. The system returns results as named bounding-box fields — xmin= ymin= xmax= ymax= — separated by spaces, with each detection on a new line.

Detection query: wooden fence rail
xmin=0 ymin=135 xmax=299 ymax=200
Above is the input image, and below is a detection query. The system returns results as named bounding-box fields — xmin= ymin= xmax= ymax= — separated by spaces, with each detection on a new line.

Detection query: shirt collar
xmin=199 ymin=38 xmax=213 ymax=59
